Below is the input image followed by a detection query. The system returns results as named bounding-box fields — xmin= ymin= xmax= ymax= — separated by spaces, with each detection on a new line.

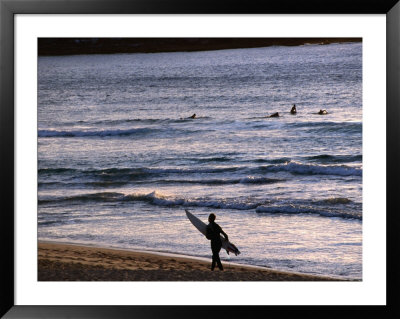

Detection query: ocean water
xmin=38 ymin=42 xmax=362 ymax=280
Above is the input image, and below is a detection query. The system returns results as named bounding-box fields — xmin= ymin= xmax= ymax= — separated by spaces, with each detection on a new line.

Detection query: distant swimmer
xmin=318 ymin=109 xmax=328 ymax=115
xmin=188 ymin=113 xmax=196 ymax=119
xmin=269 ymin=112 xmax=280 ymax=118
xmin=290 ymin=104 xmax=297 ymax=114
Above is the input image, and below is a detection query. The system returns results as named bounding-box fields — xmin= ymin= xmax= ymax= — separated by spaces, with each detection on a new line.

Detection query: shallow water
xmin=38 ymin=42 xmax=362 ymax=279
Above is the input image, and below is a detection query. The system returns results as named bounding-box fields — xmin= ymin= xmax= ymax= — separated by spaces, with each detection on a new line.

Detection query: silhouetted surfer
xmin=290 ymin=104 xmax=297 ymax=114
xmin=206 ymin=213 xmax=229 ymax=271
xmin=318 ymin=109 xmax=328 ymax=115
xmin=180 ymin=113 xmax=197 ymax=120
xmin=269 ymin=112 xmax=280 ymax=118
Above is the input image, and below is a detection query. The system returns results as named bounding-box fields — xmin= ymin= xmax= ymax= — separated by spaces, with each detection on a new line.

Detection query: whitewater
xmin=38 ymin=42 xmax=362 ymax=279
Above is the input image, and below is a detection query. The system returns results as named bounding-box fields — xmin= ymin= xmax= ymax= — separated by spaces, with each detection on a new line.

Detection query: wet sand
xmin=38 ymin=242 xmax=343 ymax=281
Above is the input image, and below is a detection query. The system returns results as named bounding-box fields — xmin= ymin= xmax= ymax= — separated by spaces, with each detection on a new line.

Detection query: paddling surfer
xmin=269 ymin=112 xmax=280 ymax=118
xmin=206 ymin=213 xmax=229 ymax=271
xmin=180 ymin=113 xmax=197 ymax=120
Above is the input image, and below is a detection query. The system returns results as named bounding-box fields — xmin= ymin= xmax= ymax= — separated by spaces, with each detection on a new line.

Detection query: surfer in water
xmin=290 ymin=104 xmax=297 ymax=114
xmin=180 ymin=113 xmax=197 ymax=120
xmin=206 ymin=213 xmax=229 ymax=271
xmin=269 ymin=112 xmax=280 ymax=118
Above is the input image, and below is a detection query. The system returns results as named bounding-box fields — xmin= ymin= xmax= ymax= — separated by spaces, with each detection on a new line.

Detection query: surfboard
xmin=185 ymin=209 xmax=240 ymax=256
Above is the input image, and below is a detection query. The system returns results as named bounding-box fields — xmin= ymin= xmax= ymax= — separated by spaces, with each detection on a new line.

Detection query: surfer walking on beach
xmin=206 ymin=213 xmax=229 ymax=271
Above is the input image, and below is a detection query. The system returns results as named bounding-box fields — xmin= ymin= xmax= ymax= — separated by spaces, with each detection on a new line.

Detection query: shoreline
xmin=38 ymin=241 xmax=349 ymax=281
xmin=38 ymin=38 xmax=361 ymax=56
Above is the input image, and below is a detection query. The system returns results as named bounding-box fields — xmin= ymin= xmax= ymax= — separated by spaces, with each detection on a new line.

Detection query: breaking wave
xmin=258 ymin=161 xmax=362 ymax=177
xmin=38 ymin=126 xmax=201 ymax=138
xmin=255 ymin=205 xmax=361 ymax=220
xmin=39 ymin=161 xmax=361 ymax=183
xmin=38 ymin=128 xmax=157 ymax=137
xmin=38 ymin=190 xmax=361 ymax=220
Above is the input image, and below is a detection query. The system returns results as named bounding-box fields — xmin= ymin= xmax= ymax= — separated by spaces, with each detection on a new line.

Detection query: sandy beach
xmin=38 ymin=242 xmax=343 ymax=281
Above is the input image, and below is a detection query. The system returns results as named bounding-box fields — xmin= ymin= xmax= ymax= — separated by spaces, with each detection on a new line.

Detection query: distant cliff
xmin=38 ymin=38 xmax=361 ymax=56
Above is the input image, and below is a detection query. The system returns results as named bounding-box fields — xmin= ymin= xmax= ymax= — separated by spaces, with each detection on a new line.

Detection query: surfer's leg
xmin=211 ymin=250 xmax=215 ymax=270
xmin=215 ymin=244 xmax=223 ymax=271
xmin=211 ymin=242 xmax=223 ymax=271
xmin=211 ymin=254 xmax=216 ymax=270
xmin=211 ymin=243 xmax=217 ymax=270
xmin=211 ymin=241 xmax=224 ymax=271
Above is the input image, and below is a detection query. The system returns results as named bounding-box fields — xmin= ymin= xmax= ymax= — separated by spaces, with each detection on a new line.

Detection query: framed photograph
xmin=1 ymin=0 xmax=399 ymax=318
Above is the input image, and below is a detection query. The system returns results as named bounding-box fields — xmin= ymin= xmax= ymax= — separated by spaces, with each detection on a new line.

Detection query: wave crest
xmin=38 ymin=128 xmax=156 ymax=138
xmin=256 ymin=204 xmax=361 ymax=219
xmin=261 ymin=161 xmax=362 ymax=177
xmin=38 ymin=190 xmax=361 ymax=220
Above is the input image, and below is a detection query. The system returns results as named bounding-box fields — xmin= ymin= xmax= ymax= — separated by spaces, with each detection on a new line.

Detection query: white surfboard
xmin=185 ymin=209 xmax=240 ymax=256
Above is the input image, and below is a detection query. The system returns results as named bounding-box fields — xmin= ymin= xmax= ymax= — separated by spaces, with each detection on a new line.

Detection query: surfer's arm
xmin=221 ymin=230 xmax=228 ymax=241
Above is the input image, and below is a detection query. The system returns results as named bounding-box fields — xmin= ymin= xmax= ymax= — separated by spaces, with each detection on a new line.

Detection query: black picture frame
xmin=1 ymin=0 xmax=399 ymax=318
